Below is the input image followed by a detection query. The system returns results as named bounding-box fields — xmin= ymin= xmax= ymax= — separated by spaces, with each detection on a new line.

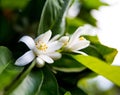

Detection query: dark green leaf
xmin=71 ymin=55 xmax=120 ymax=86
xmin=69 ymin=86 xmax=87 ymax=95
xmin=0 ymin=46 xmax=23 ymax=90
xmin=38 ymin=0 xmax=72 ymax=36
xmin=0 ymin=46 xmax=12 ymax=74
xmin=66 ymin=18 xmax=86 ymax=34
xmin=52 ymin=55 xmax=86 ymax=72
xmin=78 ymin=7 xmax=97 ymax=26
xmin=9 ymin=68 xmax=44 ymax=95
xmin=38 ymin=66 xmax=59 ymax=95
xmin=5 ymin=60 xmax=36 ymax=94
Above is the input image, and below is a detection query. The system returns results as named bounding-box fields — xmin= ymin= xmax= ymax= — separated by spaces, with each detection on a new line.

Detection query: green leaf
xmin=5 ymin=60 xmax=36 ymax=94
xmin=9 ymin=68 xmax=44 ymax=95
xmin=0 ymin=0 xmax=30 ymax=9
xmin=64 ymin=91 xmax=71 ymax=95
xmin=78 ymin=7 xmax=97 ymax=26
xmin=38 ymin=0 xmax=72 ymax=36
xmin=38 ymin=66 xmax=59 ymax=95
xmin=0 ymin=46 xmax=23 ymax=90
xmin=0 ymin=46 xmax=12 ymax=74
xmin=71 ymin=55 xmax=120 ymax=86
xmin=66 ymin=18 xmax=86 ymax=34
xmin=80 ymin=0 xmax=108 ymax=10
xmin=52 ymin=55 xmax=86 ymax=72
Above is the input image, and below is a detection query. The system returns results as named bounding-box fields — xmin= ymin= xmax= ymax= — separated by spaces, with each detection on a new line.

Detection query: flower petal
xmin=49 ymin=34 xmax=61 ymax=42
xmin=35 ymin=30 xmax=52 ymax=43
xmin=47 ymin=52 xmax=62 ymax=60
xmin=71 ymin=40 xmax=90 ymax=51
xmin=68 ymin=27 xmax=83 ymax=46
xmin=39 ymin=55 xmax=54 ymax=64
xmin=72 ymin=50 xmax=88 ymax=56
xmin=15 ymin=50 xmax=35 ymax=66
xmin=59 ymin=36 xmax=69 ymax=45
xmin=19 ymin=36 xmax=35 ymax=49
xmin=36 ymin=57 xmax=45 ymax=68
xmin=47 ymin=41 xmax=63 ymax=52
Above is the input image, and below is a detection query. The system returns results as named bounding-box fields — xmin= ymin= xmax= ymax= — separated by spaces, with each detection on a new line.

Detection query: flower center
xmin=36 ymin=42 xmax=48 ymax=51
xmin=79 ymin=36 xmax=85 ymax=40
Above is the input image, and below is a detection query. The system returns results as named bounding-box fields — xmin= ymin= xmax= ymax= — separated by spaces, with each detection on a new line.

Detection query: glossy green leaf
xmin=9 ymin=68 xmax=44 ymax=95
xmin=71 ymin=55 xmax=120 ymax=86
xmin=0 ymin=46 xmax=23 ymax=90
xmin=0 ymin=0 xmax=30 ymax=9
xmin=52 ymin=55 xmax=86 ymax=72
xmin=38 ymin=66 xmax=59 ymax=95
xmin=38 ymin=0 xmax=72 ymax=36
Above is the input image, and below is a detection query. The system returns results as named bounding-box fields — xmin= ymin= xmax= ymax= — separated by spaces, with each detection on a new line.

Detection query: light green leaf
xmin=38 ymin=66 xmax=59 ymax=95
xmin=52 ymin=55 xmax=86 ymax=72
xmin=38 ymin=0 xmax=72 ymax=36
xmin=0 ymin=46 xmax=23 ymax=90
xmin=0 ymin=0 xmax=30 ymax=9
xmin=64 ymin=91 xmax=71 ymax=95
xmin=9 ymin=68 xmax=44 ymax=95
xmin=80 ymin=0 xmax=108 ymax=10
xmin=71 ymin=55 xmax=120 ymax=86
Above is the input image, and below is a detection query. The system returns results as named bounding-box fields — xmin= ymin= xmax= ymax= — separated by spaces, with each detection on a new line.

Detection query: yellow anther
xmin=36 ymin=42 xmax=48 ymax=51
xmin=79 ymin=37 xmax=85 ymax=40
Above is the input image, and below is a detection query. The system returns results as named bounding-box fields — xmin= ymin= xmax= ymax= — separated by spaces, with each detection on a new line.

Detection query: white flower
xmin=15 ymin=30 xmax=63 ymax=67
xmin=59 ymin=27 xmax=90 ymax=55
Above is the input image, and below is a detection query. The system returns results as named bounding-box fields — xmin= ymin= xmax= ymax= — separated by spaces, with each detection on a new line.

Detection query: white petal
xmin=15 ymin=50 xmax=35 ymax=66
xmin=71 ymin=40 xmax=90 ymax=51
xmin=35 ymin=30 xmax=52 ymax=43
xmin=49 ymin=34 xmax=61 ymax=42
xmin=68 ymin=27 xmax=83 ymax=46
xmin=19 ymin=36 xmax=35 ymax=49
xmin=47 ymin=41 xmax=63 ymax=52
xmin=47 ymin=52 xmax=62 ymax=60
xmin=59 ymin=36 xmax=69 ymax=44
xmin=72 ymin=50 xmax=88 ymax=56
xmin=36 ymin=57 xmax=45 ymax=68
xmin=39 ymin=55 xmax=54 ymax=64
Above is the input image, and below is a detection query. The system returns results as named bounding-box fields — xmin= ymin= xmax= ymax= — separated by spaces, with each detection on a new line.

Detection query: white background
xmin=93 ymin=0 xmax=120 ymax=65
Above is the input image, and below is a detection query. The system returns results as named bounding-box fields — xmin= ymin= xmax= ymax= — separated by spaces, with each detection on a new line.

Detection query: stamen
xmin=79 ymin=37 xmax=85 ymax=40
xmin=36 ymin=42 xmax=48 ymax=51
